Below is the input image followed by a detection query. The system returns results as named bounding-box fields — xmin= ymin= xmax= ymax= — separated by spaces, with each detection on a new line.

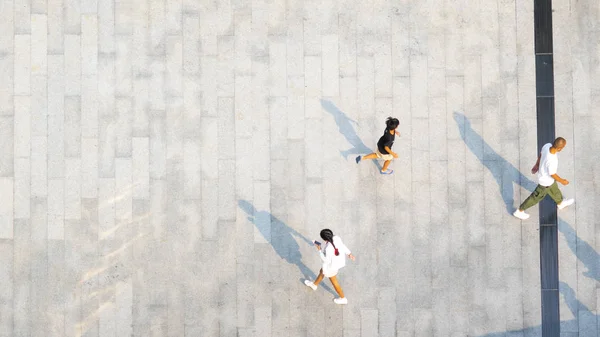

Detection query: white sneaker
xmin=333 ymin=297 xmax=348 ymax=305
xmin=304 ymin=280 xmax=317 ymax=291
xmin=557 ymin=198 xmax=574 ymax=210
xmin=513 ymin=209 xmax=530 ymax=220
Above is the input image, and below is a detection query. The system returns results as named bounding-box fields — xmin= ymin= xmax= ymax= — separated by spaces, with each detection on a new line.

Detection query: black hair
xmin=385 ymin=117 xmax=399 ymax=131
xmin=320 ymin=229 xmax=339 ymax=256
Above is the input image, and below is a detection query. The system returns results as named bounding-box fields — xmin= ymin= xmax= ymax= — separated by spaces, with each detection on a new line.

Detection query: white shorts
xmin=376 ymin=150 xmax=394 ymax=161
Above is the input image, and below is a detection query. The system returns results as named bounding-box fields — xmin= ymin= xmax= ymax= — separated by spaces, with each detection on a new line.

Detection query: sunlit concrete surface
xmin=0 ymin=0 xmax=598 ymax=336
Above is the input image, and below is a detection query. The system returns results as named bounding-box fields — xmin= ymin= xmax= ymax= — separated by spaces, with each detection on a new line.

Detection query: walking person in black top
xmin=355 ymin=117 xmax=399 ymax=174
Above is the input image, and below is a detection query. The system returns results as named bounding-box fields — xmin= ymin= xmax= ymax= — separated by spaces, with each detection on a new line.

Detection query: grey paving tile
xmin=411 ymin=182 xmax=430 ymax=246
xmin=48 ymin=63 xmax=65 ymax=176
xmin=61 ymin=0 xmax=80 ymax=33
xmin=29 ymin=0 xmax=44 ymax=13
xmin=13 ymin=158 xmax=30 ymax=219
xmin=81 ymin=14 xmax=98 ymax=76
xmin=13 ymin=0 xmax=30 ymax=35
xmin=81 ymin=138 xmax=98 ymax=198
xmin=114 ymin=98 xmax=132 ymax=157
xmin=0 ymin=241 xmax=13 ymax=334
xmin=13 ymin=35 xmax=30 ymax=96
xmin=320 ymin=35 xmax=339 ymax=98
xmin=98 ymin=53 xmax=115 ymax=115
xmin=0 ymin=117 xmax=13 ymax=178
xmin=201 ymin=178 xmax=218 ymax=240
xmin=64 ymin=158 xmax=81 ymax=220
xmin=97 ymin=0 xmax=114 ymax=54
xmin=47 ymin=0 xmax=62 ymax=54
xmin=505 ymin=268 xmax=524 ymax=331
xmin=132 ymin=75 xmax=150 ymax=133
xmin=149 ymin=114 xmax=166 ymax=179
xmin=80 ymin=0 xmax=97 ymax=13
xmin=31 ymin=14 xmax=47 ymax=77
xmin=47 ymin=179 xmax=64 ymax=239
xmin=98 ymin=178 xmax=116 ymax=241
xmin=46 ymin=240 xmax=65 ymax=336
xmin=149 ymin=179 xmax=167 ymax=239
xmin=64 ymin=35 xmax=81 ymax=96
xmin=30 ymin=135 xmax=47 ymax=197
xmin=12 ymin=218 xmax=31 ymax=336
xmin=376 ymin=288 xmax=396 ymax=337
xmin=30 ymin=197 xmax=49 ymax=337
xmin=131 ymin=138 xmax=149 ymax=199
xmin=0 ymin=1 xmax=12 ymax=51
xmin=522 ymin=222 xmax=542 ymax=335
xmin=286 ymin=77 xmax=305 ymax=141
xmin=217 ymin=160 xmax=236 ymax=222
xmin=0 ymin=55 xmax=13 ymax=117
xmin=114 ymin=43 xmax=131 ymax=95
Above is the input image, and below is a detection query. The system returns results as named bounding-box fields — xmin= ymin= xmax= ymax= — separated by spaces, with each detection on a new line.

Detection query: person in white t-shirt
xmin=513 ymin=137 xmax=575 ymax=220
xmin=304 ymin=229 xmax=355 ymax=305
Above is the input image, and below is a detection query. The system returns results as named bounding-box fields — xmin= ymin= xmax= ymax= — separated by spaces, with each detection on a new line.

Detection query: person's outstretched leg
xmin=329 ymin=276 xmax=348 ymax=304
xmin=356 ymin=153 xmax=377 ymax=163
xmin=381 ymin=160 xmax=391 ymax=172
xmin=304 ymin=269 xmax=324 ymax=291
xmin=313 ymin=269 xmax=325 ymax=285
xmin=329 ymin=276 xmax=344 ymax=298
xmin=514 ymin=185 xmax=548 ymax=220
xmin=547 ymin=181 xmax=574 ymax=209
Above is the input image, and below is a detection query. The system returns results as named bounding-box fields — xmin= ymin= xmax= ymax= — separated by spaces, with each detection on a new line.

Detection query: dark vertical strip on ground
xmin=534 ymin=0 xmax=560 ymax=336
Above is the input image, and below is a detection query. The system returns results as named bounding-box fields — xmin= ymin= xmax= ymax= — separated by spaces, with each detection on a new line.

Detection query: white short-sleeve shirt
xmin=538 ymin=143 xmax=558 ymax=186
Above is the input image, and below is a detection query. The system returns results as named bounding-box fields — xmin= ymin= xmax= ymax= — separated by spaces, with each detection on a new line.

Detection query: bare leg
xmin=313 ymin=269 xmax=325 ymax=286
xmin=362 ymin=153 xmax=378 ymax=160
xmin=329 ymin=276 xmax=345 ymax=298
xmin=382 ymin=160 xmax=391 ymax=172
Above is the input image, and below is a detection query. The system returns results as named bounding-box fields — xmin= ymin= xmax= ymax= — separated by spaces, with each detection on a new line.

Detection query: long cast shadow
xmin=453 ymin=112 xmax=537 ymax=214
xmin=558 ymin=219 xmax=600 ymax=282
xmin=238 ymin=200 xmax=337 ymax=296
xmin=454 ymin=112 xmax=600 ymax=283
xmin=321 ymin=99 xmax=383 ymax=170
xmin=454 ymin=112 xmax=600 ymax=335
xmin=475 ymin=282 xmax=598 ymax=336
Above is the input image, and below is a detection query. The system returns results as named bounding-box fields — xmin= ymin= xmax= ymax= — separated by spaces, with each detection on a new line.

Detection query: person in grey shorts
xmin=355 ymin=117 xmax=400 ymax=174
xmin=513 ymin=137 xmax=575 ymax=220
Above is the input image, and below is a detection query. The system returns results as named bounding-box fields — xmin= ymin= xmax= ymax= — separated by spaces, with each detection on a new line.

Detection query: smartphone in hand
xmin=313 ymin=240 xmax=321 ymax=246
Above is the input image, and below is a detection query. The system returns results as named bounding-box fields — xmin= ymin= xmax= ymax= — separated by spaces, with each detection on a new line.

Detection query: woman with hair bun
xmin=355 ymin=117 xmax=400 ymax=174
xmin=304 ymin=229 xmax=355 ymax=304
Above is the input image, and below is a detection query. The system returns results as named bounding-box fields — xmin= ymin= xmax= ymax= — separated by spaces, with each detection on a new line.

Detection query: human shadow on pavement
xmin=453 ymin=112 xmax=538 ymax=214
xmin=238 ymin=200 xmax=337 ymax=296
xmin=454 ymin=112 xmax=600 ymax=283
xmin=559 ymin=281 xmax=598 ymax=334
xmin=321 ymin=99 xmax=383 ymax=171
xmin=474 ymin=282 xmax=597 ymax=337
xmin=558 ymin=219 xmax=600 ymax=282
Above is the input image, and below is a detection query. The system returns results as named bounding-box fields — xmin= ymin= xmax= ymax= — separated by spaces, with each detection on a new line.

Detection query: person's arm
xmin=384 ymin=146 xmax=398 ymax=158
xmin=531 ymin=152 xmax=541 ymax=174
xmin=319 ymin=246 xmax=332 ymax=264
xmin=338 ymin=241 xmax=355 ymax=261
xmin=551 ymin=173 xmax=569 ymax=185
xmin=547 ymin=160 xmax=568 ymax=185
